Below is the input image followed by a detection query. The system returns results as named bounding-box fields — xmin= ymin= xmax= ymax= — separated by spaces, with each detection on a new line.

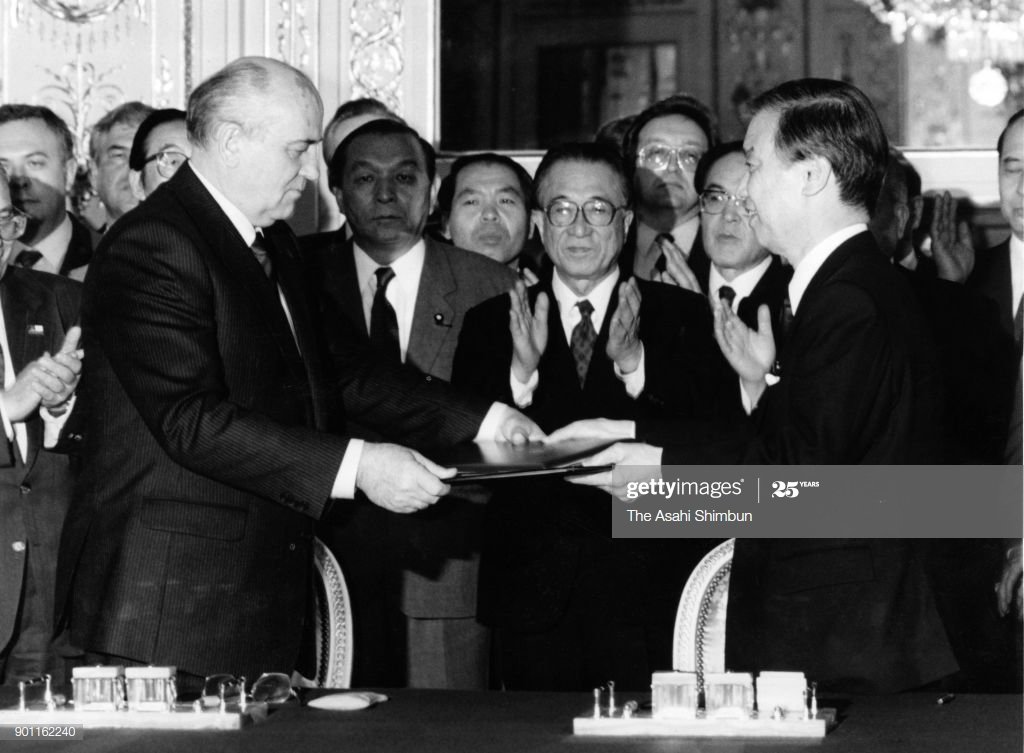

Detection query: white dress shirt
xmin=13 ymin=213 xmax=73 ymax=274
xmin=708 ymin=255 xmax=774 ymax=313
xmin=511 ymin=267 xmax=646 ymax=407
xmin=353 ymin=239 xmax=426 ymax=363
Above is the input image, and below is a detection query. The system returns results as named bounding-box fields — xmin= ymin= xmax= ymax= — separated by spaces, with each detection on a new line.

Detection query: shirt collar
xmin=1010 ymin=233 xmax=1023 ymax=314
xmin=709 ymin=254 xmax=773 ymax=308
xmin=191 ymin=165 xmax=259 ymax=247
xmin=788 ymin=223 xmax=866 ymax=314
xmin=551 ymin=266 xmax=620 ymax=334
xmin=16 ymin=212 xmax=73 ymax=272
xmin=353 ymin=239 xmax=426 ymax=294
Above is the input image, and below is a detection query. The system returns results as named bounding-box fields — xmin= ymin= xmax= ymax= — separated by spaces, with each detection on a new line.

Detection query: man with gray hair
xmin=88 ymin=101 xmax=154 ymax=227
xmin=57 ymin=56 xmax=538 ymax=688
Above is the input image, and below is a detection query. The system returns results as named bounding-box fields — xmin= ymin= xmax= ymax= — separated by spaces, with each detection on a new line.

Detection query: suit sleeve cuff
xmin=332 ymin=439 xmax=364 ymax=499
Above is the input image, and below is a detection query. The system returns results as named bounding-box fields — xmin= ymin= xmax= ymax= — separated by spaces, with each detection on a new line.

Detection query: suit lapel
xmin=170 ymin=166 xmax=303 ymax=369
xmin=334 ymin=238 xmax=369 ymax=339
xmin=1 ymin=273 xmax=53 ymax=466
xmin=408 ymin=239 xmax=456 ymax=376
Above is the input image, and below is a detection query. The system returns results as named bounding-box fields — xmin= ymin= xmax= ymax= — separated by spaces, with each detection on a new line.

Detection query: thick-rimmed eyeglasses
xmin=637 ymin=143 xmax=704 ymax=173
xmin=699 ymin=189 xmax=754 ymax=217
xmin=543 ymin=198 xmax=624 ymax=227
xmin=143 ymin=150 xmax=188 ymax=179
xmin=0 ymin=206 xmax=28 ymax=242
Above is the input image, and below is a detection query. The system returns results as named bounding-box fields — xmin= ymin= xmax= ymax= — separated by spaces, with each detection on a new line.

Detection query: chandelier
xmin=856 ymin=1 xmax=1024 ymax=105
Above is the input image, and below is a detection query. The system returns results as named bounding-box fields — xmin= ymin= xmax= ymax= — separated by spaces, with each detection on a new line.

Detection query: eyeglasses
xmin=0 ymin=206 xmax=28 ymax=242
xmin=543 ymin=198 xmax=624 ymax=227
xmin=143 ymin=150 xmax=188 ymax=179
xmin=699 ymin=189 xmax=755 ymax=217
xmin=637 ymin=143 xmax=704 ymax=173
xmin=198 ymin=672 xmax=295 ymax=711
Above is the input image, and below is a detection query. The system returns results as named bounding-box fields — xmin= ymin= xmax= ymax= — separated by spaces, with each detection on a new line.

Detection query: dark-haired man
xmin=453 ymin=142 xmax=717 ymax=691
xmin=558 ymin=79 xmax=956 ymax=694
xmin=0 ymin=105 xmax=93 ymax=276
xmin=127 ymin=108 xmax=191 ymax=200
xmin=439 ymin=152 xmax=541 ymax=283
xmin=621 ymin=94 xmax=716 ymax=289
xmin=305 ymin=120 xmax=520 ymax=689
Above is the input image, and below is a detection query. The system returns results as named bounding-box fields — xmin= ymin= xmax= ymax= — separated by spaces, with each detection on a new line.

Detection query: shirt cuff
xmin=510 ymin=368 xmax=539 ymax=409
xmin=613 ymin=345 xmax=646 ymax=398
xmin=0 ymin=393 xmax=14 ymax=442
xmin=41 ymin=395 xmax=75 ymax=448
xmin=740 ymin=374 xmax=778 ymax=415
xmin=474 ymin=402 xmax=513 ymax=442
xmin=332 ymin=438 xmax=364 ymax=499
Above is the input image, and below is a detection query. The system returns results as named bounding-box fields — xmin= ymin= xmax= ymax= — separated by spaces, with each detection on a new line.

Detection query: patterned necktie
xmin=370 ymin=266 xmax=401 ymax=364
xmin=13 ymin=249 xmax=42 ymax=269
xmin=718 ymin=285 xmax=736 ymax=309
xmin=251 ymin=232 xmax=274 ymax=281
xmin=570 ymin=299 xmax=596 ymax=388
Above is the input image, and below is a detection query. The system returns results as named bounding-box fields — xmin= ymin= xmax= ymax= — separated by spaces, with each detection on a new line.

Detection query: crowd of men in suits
xmin=0 ymin=56 xmax=1020 ymax=699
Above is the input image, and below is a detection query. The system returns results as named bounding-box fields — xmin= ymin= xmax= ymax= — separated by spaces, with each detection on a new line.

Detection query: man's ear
xmin=331 ymin=185 xmax=346 ymax=215
xmin=429 ymin=174 xmax=441 ymax=215
xmin=441 ymin=215 xmax=452 ymax=240
xmin=216 ymin=121 xmax=244 ymax=168
xmin=531 ymin=208 xmax=546 ymax=238
xmin=129 ymin=170 xmax=146 ymax=202
xmin=621 ymin=208 xmax=635 ymax=238
xmin=909 ymin=195 xmax=924 ymax=231
xmin=801 ymin=155 xmax=831 ymax=198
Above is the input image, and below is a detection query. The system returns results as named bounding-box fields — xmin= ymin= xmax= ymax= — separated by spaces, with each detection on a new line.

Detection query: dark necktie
xmin=570 ymin=299 xmax=596 ymax=388
xmin=13 ymin=249 xmax=42 ymax=269
xmin=251 ymin=233 xmax=274 ymax=281
xmin=718 ymin=285 xmax=736 ymax=309
xmin=772 ymin=294 xmax=794 ymax=377
xmin=370 ymin=267 xmax=401 ymax=364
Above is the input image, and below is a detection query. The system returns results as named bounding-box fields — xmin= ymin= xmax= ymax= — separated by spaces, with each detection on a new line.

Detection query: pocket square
xmin=26 ymin=324 xmax=45 ymax=336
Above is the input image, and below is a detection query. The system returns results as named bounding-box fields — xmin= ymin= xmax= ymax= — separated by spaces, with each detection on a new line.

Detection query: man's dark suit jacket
xmin=56 ymin=165 xmax=490 ymax=681
xmin=453 ymin=274 xmax=720 ymax=688
xmin=652 ymin=232 xmax=957 ymax=693
xmin=301 ymin=230 xmax=517 ymax=685
xmin=61 ymin=214 xmax=94 ymax=276
xmin=967 ymin=238 xmax=1021 ymax=459
xmin=0 ymin=269 xmax=80 ymax=675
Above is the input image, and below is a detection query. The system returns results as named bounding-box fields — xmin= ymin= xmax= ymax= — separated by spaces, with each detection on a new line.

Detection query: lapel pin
xmin=27 ymin=324 xmax=45 ymax=336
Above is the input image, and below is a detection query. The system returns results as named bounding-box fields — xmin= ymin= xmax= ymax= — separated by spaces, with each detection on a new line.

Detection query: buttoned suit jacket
xmin=652 ymin=232 xmax=956 ymax=693
xmin=453 ymin=274 xmax=719 ymax=636
xmin=302 ymin=232 xmax=517 ymax=618
xmin=0 ymin=268 xmax=80 ymax=653
xmin=56 ymin=165 xmax=489 ymax=681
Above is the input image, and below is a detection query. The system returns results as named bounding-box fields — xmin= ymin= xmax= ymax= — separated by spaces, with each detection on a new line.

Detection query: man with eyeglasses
xmin=0 ymin=166 xmax=83 ymax=686
xmin=621 ymin=95 xmax=717 ymax=291
xmin=452 ymin=142 xmax=719 ymax=691
xmin=696 ymin=142 xmax=791 ymax=347
xmin=127 ymin=108 xmax=191 ymax=200
xmin=0 ymin=105 xmax=94 ymax=278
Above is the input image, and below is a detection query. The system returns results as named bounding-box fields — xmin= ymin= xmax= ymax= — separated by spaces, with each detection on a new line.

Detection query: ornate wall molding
xmin=349 ymin=0 xmax=404 ymax=115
